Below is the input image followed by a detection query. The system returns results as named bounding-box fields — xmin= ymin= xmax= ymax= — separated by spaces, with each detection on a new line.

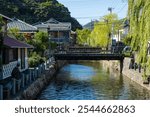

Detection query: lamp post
xmin=58 ymin=30 xmax=61 ymax=51
xmin=49 ymin=33 xmax=51 ymax=58
xmin=47 ymin=26 xmax=51 ymax=63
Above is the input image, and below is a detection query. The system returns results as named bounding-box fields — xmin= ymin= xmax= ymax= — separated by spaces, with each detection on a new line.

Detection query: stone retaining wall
xmin=15 ymin=60 xmax=66 ymax=100
xmin=101 ymin=58 xmax=150 ymax=90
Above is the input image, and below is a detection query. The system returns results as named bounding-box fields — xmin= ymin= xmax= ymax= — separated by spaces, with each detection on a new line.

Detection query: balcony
xmin=50 ymin=37 xmax=69 ymax=43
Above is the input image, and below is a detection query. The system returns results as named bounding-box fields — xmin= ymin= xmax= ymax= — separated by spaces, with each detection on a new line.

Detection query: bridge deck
xmin=54 ymin=53 xmax=124 ymax=60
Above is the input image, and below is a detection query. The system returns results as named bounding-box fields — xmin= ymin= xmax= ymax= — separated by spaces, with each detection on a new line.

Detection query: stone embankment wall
xmin=102 ymin=58 xmax=150 ymax=90
xmin=15 ymin=60 xmax=66 ymax=100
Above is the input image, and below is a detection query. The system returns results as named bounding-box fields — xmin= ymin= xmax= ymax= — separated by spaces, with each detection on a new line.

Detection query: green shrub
xmin=28 ymin=52 xmax=45 ymax=67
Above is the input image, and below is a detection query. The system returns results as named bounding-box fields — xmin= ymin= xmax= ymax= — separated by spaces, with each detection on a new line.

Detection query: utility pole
xmin=108 ymin=7 xmax=115 ymax=52
xmin=91 ymin=19 xmax=92 ymax=30
xmin=108 ymin=7 xmax=113 ymax=14
xmin=47 ymin=26 xmax=51 ymax=62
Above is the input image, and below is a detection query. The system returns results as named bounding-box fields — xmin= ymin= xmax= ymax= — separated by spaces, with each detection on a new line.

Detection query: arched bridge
xmin=54 ymin=47 xmax=124 ymax=73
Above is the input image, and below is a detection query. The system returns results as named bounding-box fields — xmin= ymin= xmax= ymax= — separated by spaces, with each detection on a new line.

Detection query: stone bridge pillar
xmin=120 ymin=58 xmax=124 ymax=74
xmin=0 ymin=85 xmax=3 ymax=100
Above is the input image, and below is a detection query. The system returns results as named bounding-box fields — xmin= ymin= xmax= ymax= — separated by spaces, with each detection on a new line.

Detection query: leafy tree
xmin=90 ymin=13 xmax=120 ymax=48
xmin=8 ymin=27 xmax=25 ymax=41
xmin=122 ymin=35 xmax=132 ymax=46
xmin=28 ymin=52 xmax=45 ymax=67
xmin=76 ymin=29 xmax=91 ymax=45
xmin=77 ymin=14 xmax=121 ymax=48
xmin=128 ymin=0 xmax=150 ymax=80
xmin=90 ymin=22 xmax=110 ymax=48
xmin=27 ymin=31 xmax=49 ymax=57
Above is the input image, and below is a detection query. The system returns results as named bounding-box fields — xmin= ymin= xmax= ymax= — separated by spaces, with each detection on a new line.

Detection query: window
xmin=20 ymin=48 xmax=25 ymax=69
xmin=3 ymin=48 xmax=18 ymax=64
xmin=9 ymin=49 xmax=18 ymax=62
xmin=3 ymin=48 xmax=9 ymax=64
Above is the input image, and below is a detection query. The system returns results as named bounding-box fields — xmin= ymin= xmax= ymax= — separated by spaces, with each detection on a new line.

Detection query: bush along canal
xmin=38 ymin=61 xmax=150 ymax=100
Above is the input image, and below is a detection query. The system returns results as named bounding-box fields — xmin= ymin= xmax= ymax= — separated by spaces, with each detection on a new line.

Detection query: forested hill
xmin=0 ymin=0 xmax=82 ymax=31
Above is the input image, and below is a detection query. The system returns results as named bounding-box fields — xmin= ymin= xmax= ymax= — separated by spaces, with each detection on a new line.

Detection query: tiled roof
xmin=34 ymin=18 xmax=71 ymax=31
xmin=4 ymin=36 xmax=34 ymax=48
xmin=7 ymin=18 xmax=37 ymax=33
xmin=45 ymin=18 xmax=59 ymax=24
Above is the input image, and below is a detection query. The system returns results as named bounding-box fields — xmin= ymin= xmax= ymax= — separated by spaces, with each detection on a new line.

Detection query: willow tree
xmin=90 ymin=22 xmax=109 ymax=47
xmin=128 ymin=0 xmax=150 ymax=79
xmin=90 ymin=13 xmax=120 ymax=48
xmin=76 ymin=29 xmax=91 ymax=45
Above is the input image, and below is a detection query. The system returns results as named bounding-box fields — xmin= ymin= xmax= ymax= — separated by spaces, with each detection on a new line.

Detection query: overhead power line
xmin=117 ymin=3 xmax=127 ymax=14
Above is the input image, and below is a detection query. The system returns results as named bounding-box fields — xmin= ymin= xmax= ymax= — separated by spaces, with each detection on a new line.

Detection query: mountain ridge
xmin=0 ymin=0 xmax=82 ymax=31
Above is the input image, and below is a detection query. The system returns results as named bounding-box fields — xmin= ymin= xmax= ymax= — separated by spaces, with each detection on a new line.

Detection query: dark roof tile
xmin=7 ymin=19 xmax=37 ymax=33
xmin=4 ymin=36 xmax=34 ymax=48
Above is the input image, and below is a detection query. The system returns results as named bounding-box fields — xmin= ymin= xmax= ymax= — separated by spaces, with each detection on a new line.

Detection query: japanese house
xmin=34 ymin=18 xmax=71 ymax=44
xmin=0 ymin=14 xmax=33 ymax=80
xmin=7 ymin=18 xmax=38 ymax=40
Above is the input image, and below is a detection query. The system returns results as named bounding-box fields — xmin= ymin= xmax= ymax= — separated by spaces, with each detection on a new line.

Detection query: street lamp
xmin=49 ymin=33 xmax=51 ymax=58
xmin=47 ymin=26 xmax=51 ymax=62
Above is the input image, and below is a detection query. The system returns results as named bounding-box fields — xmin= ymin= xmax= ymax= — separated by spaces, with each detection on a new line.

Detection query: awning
xmin=3 ymin=36 xmax=34 ymax=48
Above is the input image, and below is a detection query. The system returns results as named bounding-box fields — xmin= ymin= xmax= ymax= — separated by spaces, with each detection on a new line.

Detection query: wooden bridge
xmin=54 ymin=47 xmax=124 ymax=73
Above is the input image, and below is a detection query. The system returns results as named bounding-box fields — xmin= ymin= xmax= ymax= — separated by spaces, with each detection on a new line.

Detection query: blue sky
xmin=57 ymin=0 xmax=128 ymax=25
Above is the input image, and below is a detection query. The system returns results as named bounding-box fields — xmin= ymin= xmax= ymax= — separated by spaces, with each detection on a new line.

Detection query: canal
xmin=38 ymin=61 xmax=150 ymax=100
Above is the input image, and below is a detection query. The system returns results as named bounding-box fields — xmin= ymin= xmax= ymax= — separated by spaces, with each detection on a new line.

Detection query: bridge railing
xmin=54 ymin=46 xmax=124 ymax=54
xmin=55 ymin=49 xmax=112 ymax=54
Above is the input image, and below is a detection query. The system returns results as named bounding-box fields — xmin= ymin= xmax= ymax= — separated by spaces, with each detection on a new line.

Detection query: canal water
xmin=38 ymin=61 xmax=150 ymax=100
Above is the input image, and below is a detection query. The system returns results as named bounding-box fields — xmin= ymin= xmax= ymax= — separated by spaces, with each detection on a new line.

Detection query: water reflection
xmin=38 ymin=61 xmax=150 ymax=100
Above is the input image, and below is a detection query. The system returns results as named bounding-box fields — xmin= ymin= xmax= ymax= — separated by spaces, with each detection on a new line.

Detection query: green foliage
xmin=0 ymin=16 xmax=4 ymax=32
xmin=49 ymin=41 xmax=57 ymax=49
xmin=0 ymin=0 xmax=82 ymax=31
xmin=76 ymin=29 xmax=91 ymax=45
xmin=128 ymin=0 xmax=150 ymax=75
xmin=90 ymin=21 xmax=110 ymax=48
xmin=27 ymin=31 xmax=49 ymax=57
xmin=8 ymin=27 xmax=25 ymax=41
xmin=93 ymin=13 xmax=120 ymax=48
xmin=122 ymin=35 xmax=132 ymax=46
xmin=77 ymin=14 xmax=122 ymax=48
xmin=28 ymin=52 xmax=45 ymax=67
